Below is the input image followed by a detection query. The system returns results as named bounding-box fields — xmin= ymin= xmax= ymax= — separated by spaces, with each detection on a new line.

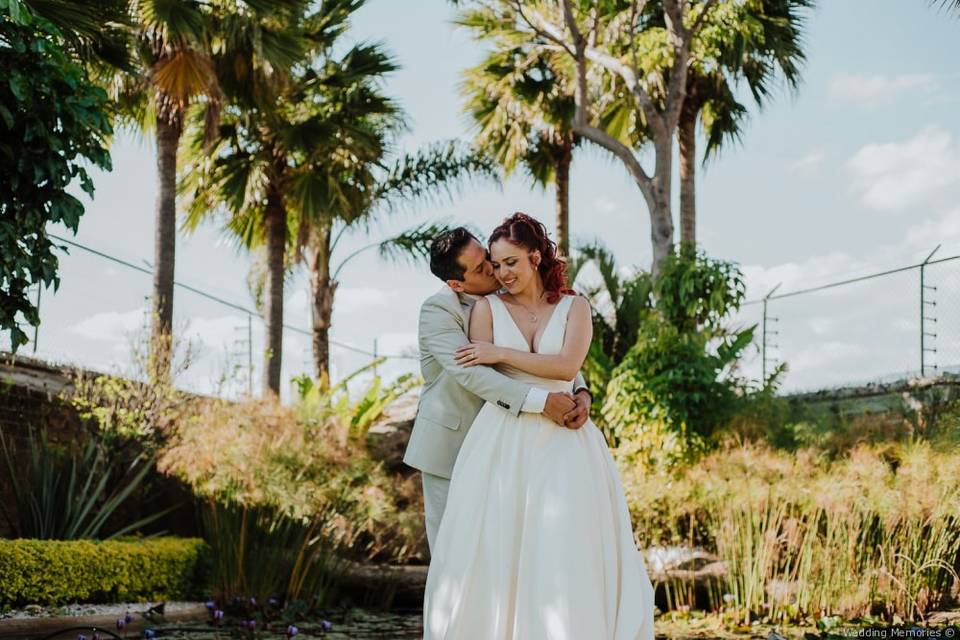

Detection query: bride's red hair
xmin=488 ymin=212 xmax=574 ymax=304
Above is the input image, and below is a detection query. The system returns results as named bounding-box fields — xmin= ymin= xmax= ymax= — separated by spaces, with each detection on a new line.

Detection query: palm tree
xmin=303 ymin=140 xmax=496 ymax=380
xmin=180 ymin=3 xmax=399 ymax=394
xmin=110 ymin=0 xmax=221 ymax=384
xmin=676 ymin=0 xmax=811 ymax=246
xmin=459 ymin=13 xmax=579 ymax=256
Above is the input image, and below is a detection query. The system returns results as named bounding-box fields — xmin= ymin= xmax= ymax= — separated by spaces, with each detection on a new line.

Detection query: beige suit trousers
xmin=421 ymin=471 xmax=451 ymax=554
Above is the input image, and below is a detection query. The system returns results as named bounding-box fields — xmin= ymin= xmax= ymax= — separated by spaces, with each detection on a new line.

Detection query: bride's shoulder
xmin=562 ymin=293 xmax=590 ymax=317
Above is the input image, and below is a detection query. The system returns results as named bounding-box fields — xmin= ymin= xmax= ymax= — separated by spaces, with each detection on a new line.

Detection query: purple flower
xmin=92 ymin=634 xmax=103 ymax=640
xmin=249 ymin=596 xmax=257 ymax=607
xmin=268 ymin=597 xmax=280 ymax=608
xmin=213 ymin=609 xmax=224 ymax=621
xmin=320 ymin=620 xmax=333 ymax=632
xmin=286 ymin=625 xmax=300 ymax=637
xmin=76 ymin=635 xmax=88 ymax=640
xmin=143 ymin=630 xmax=156 ymax=640
xmin=204 ymin=600 xmax=215 ymax=610
xmin=125 ymin=612 xmax=133 ymax=624
xmin=245 ymin=619 xmax=257 ymax=630
xmin=116 ymin=619 xmax=126 ymax=631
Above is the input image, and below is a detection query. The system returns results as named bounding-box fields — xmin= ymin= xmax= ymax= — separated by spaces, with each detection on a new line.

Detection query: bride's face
xmin=489 ymin=238 xmax=541 ymax=295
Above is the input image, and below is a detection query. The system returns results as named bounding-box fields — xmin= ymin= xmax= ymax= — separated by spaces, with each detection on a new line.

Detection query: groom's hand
xmin=563 ymin=390 xmax=591 ymax=430
xmin=543 ymin=392 xmax=577 ymax=428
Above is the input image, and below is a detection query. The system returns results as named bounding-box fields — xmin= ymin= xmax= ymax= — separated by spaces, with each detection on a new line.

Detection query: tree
xmin=180 ymin=2 xmax=398 ymax=393
xmin=0 ymin=2 xmax=113 ymax=351
xmin=674 ymin=0 xmax=810 ymax=246
xmin=110 ymin=0 xmax=221 ymax=383
xmin=481 ymin=0 xmax=720 ymax=276
xmin=459 ymin=10 xmax=579 ymax=255
xmin=303 ymin=141 xmax=496 ymax=380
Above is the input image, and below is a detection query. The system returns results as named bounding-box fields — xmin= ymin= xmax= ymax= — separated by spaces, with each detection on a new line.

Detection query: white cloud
xmin=905 ymin=207 xmax=960 ymax=249
xmin=741 ymin=250 xmax=868 ymax=300
xmin=790 ymin=149 xmax=826 ymax=171
xmin=846 ymin=126 xmax=960 ymax=212
xmin=71 ymin=308 xmax=144 ymax=343
xmin=286 ymin=286 xmax=394 ymax=318
xmin=336 ymin=287 xmax=395 ymax=315
xmin=594 ymin=197 xmax=618 ymax=214
xmin=828 ymin=72 xmax=935 ymax=103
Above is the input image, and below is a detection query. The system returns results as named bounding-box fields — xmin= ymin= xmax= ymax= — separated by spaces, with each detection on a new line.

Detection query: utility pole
xmin=762 ymin=283 xmax=781 ymax=382
xmin=920 ymin=245 xmax=940 ymax=377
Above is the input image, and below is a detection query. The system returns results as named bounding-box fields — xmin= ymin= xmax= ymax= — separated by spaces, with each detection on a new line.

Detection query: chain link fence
xmin=736 ymin=247 xmax=960 ymax=393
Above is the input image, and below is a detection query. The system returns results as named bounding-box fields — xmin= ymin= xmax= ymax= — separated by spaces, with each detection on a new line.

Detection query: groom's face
xmin=449 ymin=240 xmax=499 ymax=295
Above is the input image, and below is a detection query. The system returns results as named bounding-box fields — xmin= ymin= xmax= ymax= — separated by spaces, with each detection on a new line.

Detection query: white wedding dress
xmin=423 ymin=294 xmax=656 ymax=640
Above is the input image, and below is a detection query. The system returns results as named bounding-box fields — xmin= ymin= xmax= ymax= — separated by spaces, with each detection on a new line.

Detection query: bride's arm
xmin=458 ymin=296 xmax=593 ymax=381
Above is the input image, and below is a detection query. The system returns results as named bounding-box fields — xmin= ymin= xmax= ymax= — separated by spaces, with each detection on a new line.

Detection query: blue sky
xmin=30 ymin=0 xmax=960 ymax=397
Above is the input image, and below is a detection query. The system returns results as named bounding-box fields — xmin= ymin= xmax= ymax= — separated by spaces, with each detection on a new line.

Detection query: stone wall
xmin=0 ymin=352 xmax=199 ymax=538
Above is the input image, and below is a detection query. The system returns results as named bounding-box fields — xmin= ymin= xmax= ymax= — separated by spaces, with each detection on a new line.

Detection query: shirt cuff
xmin=520 ymin=387 xmax=548 ymax=413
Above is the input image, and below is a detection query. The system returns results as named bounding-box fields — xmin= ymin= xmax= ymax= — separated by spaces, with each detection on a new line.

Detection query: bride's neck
xmin=511 ymin=278 xmax=546 ymax=305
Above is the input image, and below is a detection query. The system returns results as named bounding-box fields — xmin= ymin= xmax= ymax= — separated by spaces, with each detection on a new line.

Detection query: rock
xmin=927 ymin=611 xmax=960 ymax=625
xmin=366 ymin=396 xmax=418 ymax=472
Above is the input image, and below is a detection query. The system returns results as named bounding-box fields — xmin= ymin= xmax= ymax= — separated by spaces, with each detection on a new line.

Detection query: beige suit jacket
xmin=403 ymin=287 xmax=587 ymax=479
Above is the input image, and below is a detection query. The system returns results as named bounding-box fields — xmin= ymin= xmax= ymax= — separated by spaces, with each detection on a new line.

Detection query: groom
xmin=403 ymin=227 xmax=593 ymax=552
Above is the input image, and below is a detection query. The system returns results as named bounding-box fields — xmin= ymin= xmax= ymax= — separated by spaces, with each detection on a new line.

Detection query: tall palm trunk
xmin=307 ymin=221 xmax=336 ymax=381
xmin=262 ymin=181 xmax=286 ymax=396
xmin=554 ymin=134 xmax=573 ymax=257
xmin=678 ymin=86 xmax=702 ymax=248
xmin=150 ymin=115 xmax=182 ymax=384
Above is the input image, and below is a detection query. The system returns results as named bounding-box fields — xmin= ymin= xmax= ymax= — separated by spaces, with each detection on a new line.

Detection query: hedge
xmin=0 ymin=537 xmax=208 ymax=605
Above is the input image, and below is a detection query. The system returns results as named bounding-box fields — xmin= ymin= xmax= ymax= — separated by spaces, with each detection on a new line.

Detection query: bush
xmin=0 ymin=537 xmax=208 ymax=605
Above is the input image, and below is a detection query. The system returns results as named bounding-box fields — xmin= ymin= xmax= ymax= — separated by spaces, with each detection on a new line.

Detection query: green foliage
xmin=622 ymin=439 xmax=960 ymax=623
xmin=0 ymin=3 xmax=112 ymax=350
xmin=573 ymin=244 xmax=761 ymax=467
xmin=159 ymin=363 xmax=425 ymax=567
xmin=200 ymin=501 xmax=342 ymax=605
xmin=0 ymin=537 xmax=207 ymax=605
xmin=0 ymin=427 xmax=172 ymax=540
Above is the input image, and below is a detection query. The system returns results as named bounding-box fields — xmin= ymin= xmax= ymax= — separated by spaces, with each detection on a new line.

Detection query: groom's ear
xmin=446 ymin=279 xmax=465 ymax=293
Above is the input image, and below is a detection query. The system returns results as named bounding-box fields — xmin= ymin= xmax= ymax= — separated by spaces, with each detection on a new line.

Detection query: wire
xmin=47 ymin=233 xmax=419 ymax=361
xmin=742 ymin=253 xmax=960 ymax=305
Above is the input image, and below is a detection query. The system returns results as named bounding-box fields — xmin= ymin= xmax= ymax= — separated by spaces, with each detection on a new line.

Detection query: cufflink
xmin=497 ymin=400 xmax=509 ymax=410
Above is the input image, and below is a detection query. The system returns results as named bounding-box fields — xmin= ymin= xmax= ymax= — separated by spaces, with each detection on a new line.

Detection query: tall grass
xmin=158 ymin=362 xmax=424 ymax=602
xmin=622 ymin=439 xmax=960 ymax=623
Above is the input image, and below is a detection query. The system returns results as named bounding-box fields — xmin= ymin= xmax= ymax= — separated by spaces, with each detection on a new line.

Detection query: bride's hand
xmin=455 ymin=341 xmax=503 ymax=367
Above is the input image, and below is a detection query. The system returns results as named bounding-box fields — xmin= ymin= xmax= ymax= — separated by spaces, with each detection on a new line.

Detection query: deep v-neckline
xmin=495 ymin=295 xmax=565 ymax=354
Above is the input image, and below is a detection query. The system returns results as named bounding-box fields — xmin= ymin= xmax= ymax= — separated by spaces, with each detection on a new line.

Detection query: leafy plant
xmin=0 ymin=428 xmax=171 ymax=540
xmin=200 ymin=501 xmax=343 ymax=605
xmin=0 ymin=1 xmax=113 ymax=350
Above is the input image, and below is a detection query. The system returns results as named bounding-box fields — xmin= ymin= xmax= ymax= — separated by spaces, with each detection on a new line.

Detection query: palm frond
xmin=373 ymin=141 xmax=500 ymax=211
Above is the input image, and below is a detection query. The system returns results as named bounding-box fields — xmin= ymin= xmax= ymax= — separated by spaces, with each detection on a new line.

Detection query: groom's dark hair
xmin=430 ymin=227 xmax=479 ymax=282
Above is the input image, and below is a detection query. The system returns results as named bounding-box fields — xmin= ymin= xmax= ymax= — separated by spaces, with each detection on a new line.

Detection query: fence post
xmin=247 ymin=312 xmax=254 ymax=396
xmin=762 ymin=283 xmax=781 ymax=382
xmin=31 ymin=284 xmax=41 ymax=354
xmin=920 ymin=245 xmax=940 ymax=377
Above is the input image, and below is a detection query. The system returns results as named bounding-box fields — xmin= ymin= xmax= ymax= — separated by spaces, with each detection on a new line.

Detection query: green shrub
xmin=0 ymin=537 xmax=208 ymax=605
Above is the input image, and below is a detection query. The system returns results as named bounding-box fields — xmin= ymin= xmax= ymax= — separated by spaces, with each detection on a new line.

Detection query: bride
xmin=422 ymin=212 xmax=656 ymax=640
